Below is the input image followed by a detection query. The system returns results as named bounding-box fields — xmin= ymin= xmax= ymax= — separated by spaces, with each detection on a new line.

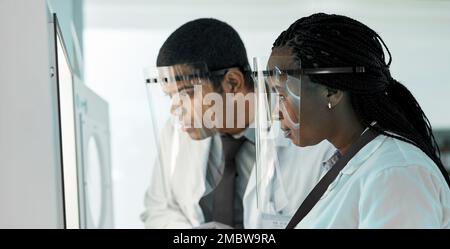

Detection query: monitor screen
xmin=53 ymin=13 xmax=80 ymax=229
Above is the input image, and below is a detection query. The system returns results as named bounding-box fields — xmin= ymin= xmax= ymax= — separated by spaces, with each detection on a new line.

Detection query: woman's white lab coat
xmin=297 ymin=134 xmax=450 ymax=228
xmin=243 ymin=140 xmax=336 ymax=228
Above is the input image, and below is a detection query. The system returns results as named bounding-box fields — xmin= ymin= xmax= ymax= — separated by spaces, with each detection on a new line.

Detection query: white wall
xmin=83 ymin=0 xmax=450 ymax=228
xmin=83 ymin=29 xmax=161 ymax=228
xmin=0 ymin=0 xmax=64 ymax=228
xmin=47 ymin=0 xmax=84 ymax=77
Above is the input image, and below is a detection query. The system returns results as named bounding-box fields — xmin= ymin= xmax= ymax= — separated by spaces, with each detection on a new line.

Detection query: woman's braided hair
xmin=273 ymin=13 xmax=450 ymax=187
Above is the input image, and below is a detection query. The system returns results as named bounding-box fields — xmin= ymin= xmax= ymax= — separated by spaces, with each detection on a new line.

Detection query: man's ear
xmin=326 ymin=87 xmax=344 ymax=109
xmin=220 ymin=68 xmax=245 ymax=93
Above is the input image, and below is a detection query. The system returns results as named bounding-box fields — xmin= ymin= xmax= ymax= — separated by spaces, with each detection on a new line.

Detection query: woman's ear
xmin=326 ymin=87 xmax=344 ymax=109
xmin=220 ymin=68 xmax=245 ymax=93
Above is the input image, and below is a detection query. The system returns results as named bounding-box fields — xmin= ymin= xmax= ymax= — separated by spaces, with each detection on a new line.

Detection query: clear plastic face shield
xmin=145 ymin=62 xmax=224 ymax=141
xmin=144 ymin=61 xmax=232 ymax=166
xmin=145 ymin=62 xmax=253 ymax=140
xmin=143 ymin=62 xmax=253 ymax=227
xmin=144 ymin=63 xmax=212 ymax=210
xmin=252 ymin=56 xmax=365 ymax=225
xmin=252 ymin=56 xmax=302 ymax=225
xmin=254 ymin=56 xmax=302 ymax=144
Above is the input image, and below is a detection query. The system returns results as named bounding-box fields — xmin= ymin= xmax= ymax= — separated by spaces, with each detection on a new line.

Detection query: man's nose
xmin=271 ymin=96 xmax=283 ymax=120
xmin=170 ymin=95 xmax=182 ymax=116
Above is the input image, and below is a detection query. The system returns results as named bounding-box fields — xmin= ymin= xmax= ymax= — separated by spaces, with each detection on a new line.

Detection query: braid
xmin=273 ymin=13 xmax=450 ymax=187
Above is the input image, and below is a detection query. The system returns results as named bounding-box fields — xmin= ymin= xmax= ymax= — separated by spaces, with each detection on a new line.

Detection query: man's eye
xmin=180 ymin=88 xmax=194 ymax=96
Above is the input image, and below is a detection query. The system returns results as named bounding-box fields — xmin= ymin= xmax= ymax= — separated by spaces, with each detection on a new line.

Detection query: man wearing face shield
xmin=140 ymin=18 xmax=257 ymax=229
xmin=140 ymin=18 xmax=335 ymax=229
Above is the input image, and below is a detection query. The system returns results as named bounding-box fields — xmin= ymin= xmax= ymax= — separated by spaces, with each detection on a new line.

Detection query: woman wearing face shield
xmin=266 ymin=13 xmax=450 ymax=228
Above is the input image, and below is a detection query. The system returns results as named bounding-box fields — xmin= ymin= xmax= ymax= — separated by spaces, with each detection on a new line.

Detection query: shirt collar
xmin=321 ymin=124 xmax=385 ymax=175
xmin=230 ymin=123 xmax=255 ymax=144
xmin=321 ymin=150 xmax=342 ymax=172
xmin=340 ymin=134 xmax=386 ymax=175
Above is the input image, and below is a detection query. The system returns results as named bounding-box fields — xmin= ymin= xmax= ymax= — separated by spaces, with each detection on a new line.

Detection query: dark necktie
xmin=199 ymin=134 xmax=246 ymax=227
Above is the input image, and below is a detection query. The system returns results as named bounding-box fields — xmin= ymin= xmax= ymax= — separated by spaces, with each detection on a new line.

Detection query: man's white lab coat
xmin=141 ymin=122 xmax=335 ymax=228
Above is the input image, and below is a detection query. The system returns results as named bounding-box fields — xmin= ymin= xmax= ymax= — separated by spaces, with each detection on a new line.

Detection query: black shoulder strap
xmin=286 ymin=128 xmax=379 ymax=229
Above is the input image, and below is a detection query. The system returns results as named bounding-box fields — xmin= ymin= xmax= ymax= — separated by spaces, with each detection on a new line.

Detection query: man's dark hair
xmin=273 ymin=13 xmax=450 ymax=187
xmin=157 ymin=18 xmax=252 ymax=90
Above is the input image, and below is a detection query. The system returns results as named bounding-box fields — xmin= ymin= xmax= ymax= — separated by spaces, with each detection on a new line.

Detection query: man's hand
xmin=194 ymin=221 xmax=234 ymax=229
